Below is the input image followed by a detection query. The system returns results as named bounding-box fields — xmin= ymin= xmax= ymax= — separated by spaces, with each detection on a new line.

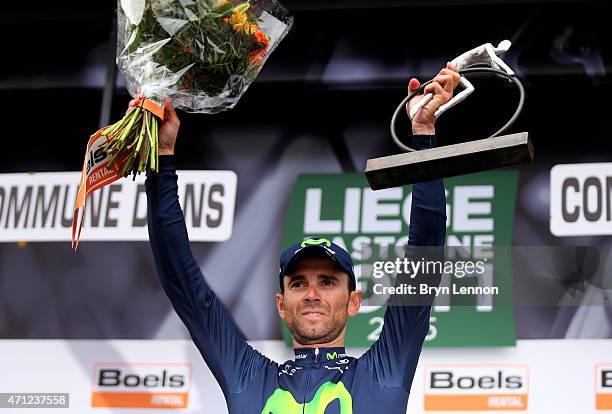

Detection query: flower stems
xmin=104 ymin=103 xmax=161 ymax=179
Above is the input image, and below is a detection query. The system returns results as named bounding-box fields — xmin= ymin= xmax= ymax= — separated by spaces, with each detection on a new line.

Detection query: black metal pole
xmin=99 ymin=14 xmax=117 ymax=128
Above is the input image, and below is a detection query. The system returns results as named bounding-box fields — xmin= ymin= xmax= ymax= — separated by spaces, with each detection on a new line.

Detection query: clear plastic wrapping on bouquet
xmin=117 ymin=0 xmax=293 ymax=113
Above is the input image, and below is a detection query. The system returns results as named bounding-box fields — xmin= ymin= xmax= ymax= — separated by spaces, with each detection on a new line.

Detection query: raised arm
xmin=360 ymin=66 xmax=458 ymax=391
xmin=145 ymin=98 xmax=269 ymax=398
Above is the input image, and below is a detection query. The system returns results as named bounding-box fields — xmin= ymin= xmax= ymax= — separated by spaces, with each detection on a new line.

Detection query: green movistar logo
xmin=261 ymin=381 xmax=352 ymax=414
xmin=326 ymin=352 xmax=338 ymax=360
xmin=300 ymin=238 xmax=332 ymax=248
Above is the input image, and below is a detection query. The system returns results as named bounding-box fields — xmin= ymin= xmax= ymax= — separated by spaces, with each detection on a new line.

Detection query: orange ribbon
xmin=71 ymin=97 xmax=164 ymax=250
xmin=71 ymin=127 xmax=124 ymax=250
xmin=140 ymin=98 xmax=165 ymax=120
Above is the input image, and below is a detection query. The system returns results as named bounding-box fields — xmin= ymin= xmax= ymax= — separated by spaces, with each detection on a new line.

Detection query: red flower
xmin=183 ymin=46 xmax=191 ymax=54
xmin=253 ymin=30 xmax=269 ymax=48
xmin=248 ymin=31 xmax=269 ymax=65
xmin=248 ymin=48 xmax=267 ymax=65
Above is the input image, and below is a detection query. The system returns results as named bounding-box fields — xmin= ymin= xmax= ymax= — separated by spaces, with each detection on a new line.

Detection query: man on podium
xmin=143 ymin=64 xmax=459 ymax=413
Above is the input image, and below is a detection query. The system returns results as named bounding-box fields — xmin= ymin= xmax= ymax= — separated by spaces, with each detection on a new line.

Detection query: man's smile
xmin=300 ymin=309 xmax=328 ymax=318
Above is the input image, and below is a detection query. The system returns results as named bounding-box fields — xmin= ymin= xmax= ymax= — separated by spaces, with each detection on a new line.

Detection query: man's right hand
xmin=407 ymin=63 xmax=461 ymax=135
xmin=128 ymin=96 xmax=180 ymax=156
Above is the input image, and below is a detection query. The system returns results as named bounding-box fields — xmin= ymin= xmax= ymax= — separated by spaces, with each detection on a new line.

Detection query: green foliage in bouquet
xmin=126 ymin=0 xmax=271 ymax=97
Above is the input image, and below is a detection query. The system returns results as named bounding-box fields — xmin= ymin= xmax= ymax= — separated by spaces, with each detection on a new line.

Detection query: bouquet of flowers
xmin=72 ymin=0 xmax=292 ymax=248
xmin=110 ymin=0 xmax=292 ymax=175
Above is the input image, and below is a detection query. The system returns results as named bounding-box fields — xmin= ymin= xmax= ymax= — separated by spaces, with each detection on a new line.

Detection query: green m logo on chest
xmin=261 ymin=381 xmax=352 ymax=414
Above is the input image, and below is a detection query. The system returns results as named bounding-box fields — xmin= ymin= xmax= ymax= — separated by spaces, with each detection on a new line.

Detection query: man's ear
xmin=347 ymin=290 xmax=362 ymax=317
xmin=275 ymin=292 xmax=286 ymax=321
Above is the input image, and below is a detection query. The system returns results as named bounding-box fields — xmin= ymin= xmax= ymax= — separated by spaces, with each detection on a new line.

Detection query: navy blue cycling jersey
xmin=145 ymin=136 xmax=446 ymax=414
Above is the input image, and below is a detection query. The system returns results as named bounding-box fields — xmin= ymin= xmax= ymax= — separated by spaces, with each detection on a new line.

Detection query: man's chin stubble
xmin=292 ymin=320 xmax=343 ymax=345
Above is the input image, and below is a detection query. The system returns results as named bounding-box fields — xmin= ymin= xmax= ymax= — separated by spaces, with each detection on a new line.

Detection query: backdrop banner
xmin=0 ymin=339 xmax=609 ymax=413
xmin=0 ymin=170 xmax=237 ymax=242
xmin=281 ymin=171 xmax=519 ymax=347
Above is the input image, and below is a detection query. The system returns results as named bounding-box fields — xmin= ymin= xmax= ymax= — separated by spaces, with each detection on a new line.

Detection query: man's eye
xmin=322 ymin=280 xmax=335 ymax=286
xmin=291 ymin=281 xmax=306 ymax=288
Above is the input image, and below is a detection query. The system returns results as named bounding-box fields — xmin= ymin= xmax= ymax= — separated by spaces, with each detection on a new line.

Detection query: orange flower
xmin=228 ymin=10 xmax=259 ymax=35
xmin=248 ymin=31 xmax=269 ymax=65
xmin=253 ymin=30 xmax=269 ymax=48
xmin=229 ymin=10 xmax=248 ymax=26
xmin=235 ymin=22 xmax=258 ymax=35
xmin=248 ymin=48 xmax=267 ymax=65
xmin=248 ymin=23 xmax=260 ymax=35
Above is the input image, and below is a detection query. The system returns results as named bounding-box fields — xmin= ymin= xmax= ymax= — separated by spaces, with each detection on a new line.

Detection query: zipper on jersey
xmin=302 ymin=360 xmax=311 ymax=414
xmin=302 ymin=348 xmax=319 ymax=414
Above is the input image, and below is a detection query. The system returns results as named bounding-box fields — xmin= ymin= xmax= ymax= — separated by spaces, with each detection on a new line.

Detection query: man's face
xmin=276 ymin=256 xmax=361 ymax=346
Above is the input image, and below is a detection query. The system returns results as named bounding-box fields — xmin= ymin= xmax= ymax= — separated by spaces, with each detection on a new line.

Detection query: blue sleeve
xmin=146 ymin=157 xmax=270 ymax=397
xmin=360 ymin=135 xmax=446 ymax=391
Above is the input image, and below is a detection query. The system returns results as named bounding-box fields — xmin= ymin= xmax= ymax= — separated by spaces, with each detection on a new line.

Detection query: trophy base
xmin=365 ymin=132 xmax=532 ymax=190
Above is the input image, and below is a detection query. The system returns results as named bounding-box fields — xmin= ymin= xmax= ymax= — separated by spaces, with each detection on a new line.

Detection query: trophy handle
xmin=434 ymin=76 xmax=474 ymax=118
xmin=368 ymin=50 xmax=530 ymax=191
xmin=392 ymin=67 xmax=525 ymax=153
xmin=409 ymin=40 xmax=513 ymax=121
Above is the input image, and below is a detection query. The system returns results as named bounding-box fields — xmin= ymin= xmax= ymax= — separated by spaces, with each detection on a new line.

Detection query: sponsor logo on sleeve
xmin=424 ymin=365 xmax=529 ymax=411
xmin=91 ymin=363 xmax=191 ymax=409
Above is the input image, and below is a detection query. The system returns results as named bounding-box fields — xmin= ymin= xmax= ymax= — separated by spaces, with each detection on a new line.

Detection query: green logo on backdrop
xmin=281 ymin=172 xmax=518 ymax=347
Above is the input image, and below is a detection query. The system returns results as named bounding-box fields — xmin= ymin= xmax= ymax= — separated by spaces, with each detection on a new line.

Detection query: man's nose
xmin=303 ymin=283 xmax=321 ymax=302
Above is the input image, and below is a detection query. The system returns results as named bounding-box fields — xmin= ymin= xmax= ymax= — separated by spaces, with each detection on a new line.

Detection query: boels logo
xmin=424 ymin=365 xmax=529 ymax=411
xmin=596 ymin=365 xmax=612 ymax=410
xmin=91 ymin=363 xmax=192 ymax=409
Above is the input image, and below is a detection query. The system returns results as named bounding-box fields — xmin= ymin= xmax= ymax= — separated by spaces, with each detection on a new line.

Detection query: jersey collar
xmin=293 ymin=347 xmax=346 ymax=365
